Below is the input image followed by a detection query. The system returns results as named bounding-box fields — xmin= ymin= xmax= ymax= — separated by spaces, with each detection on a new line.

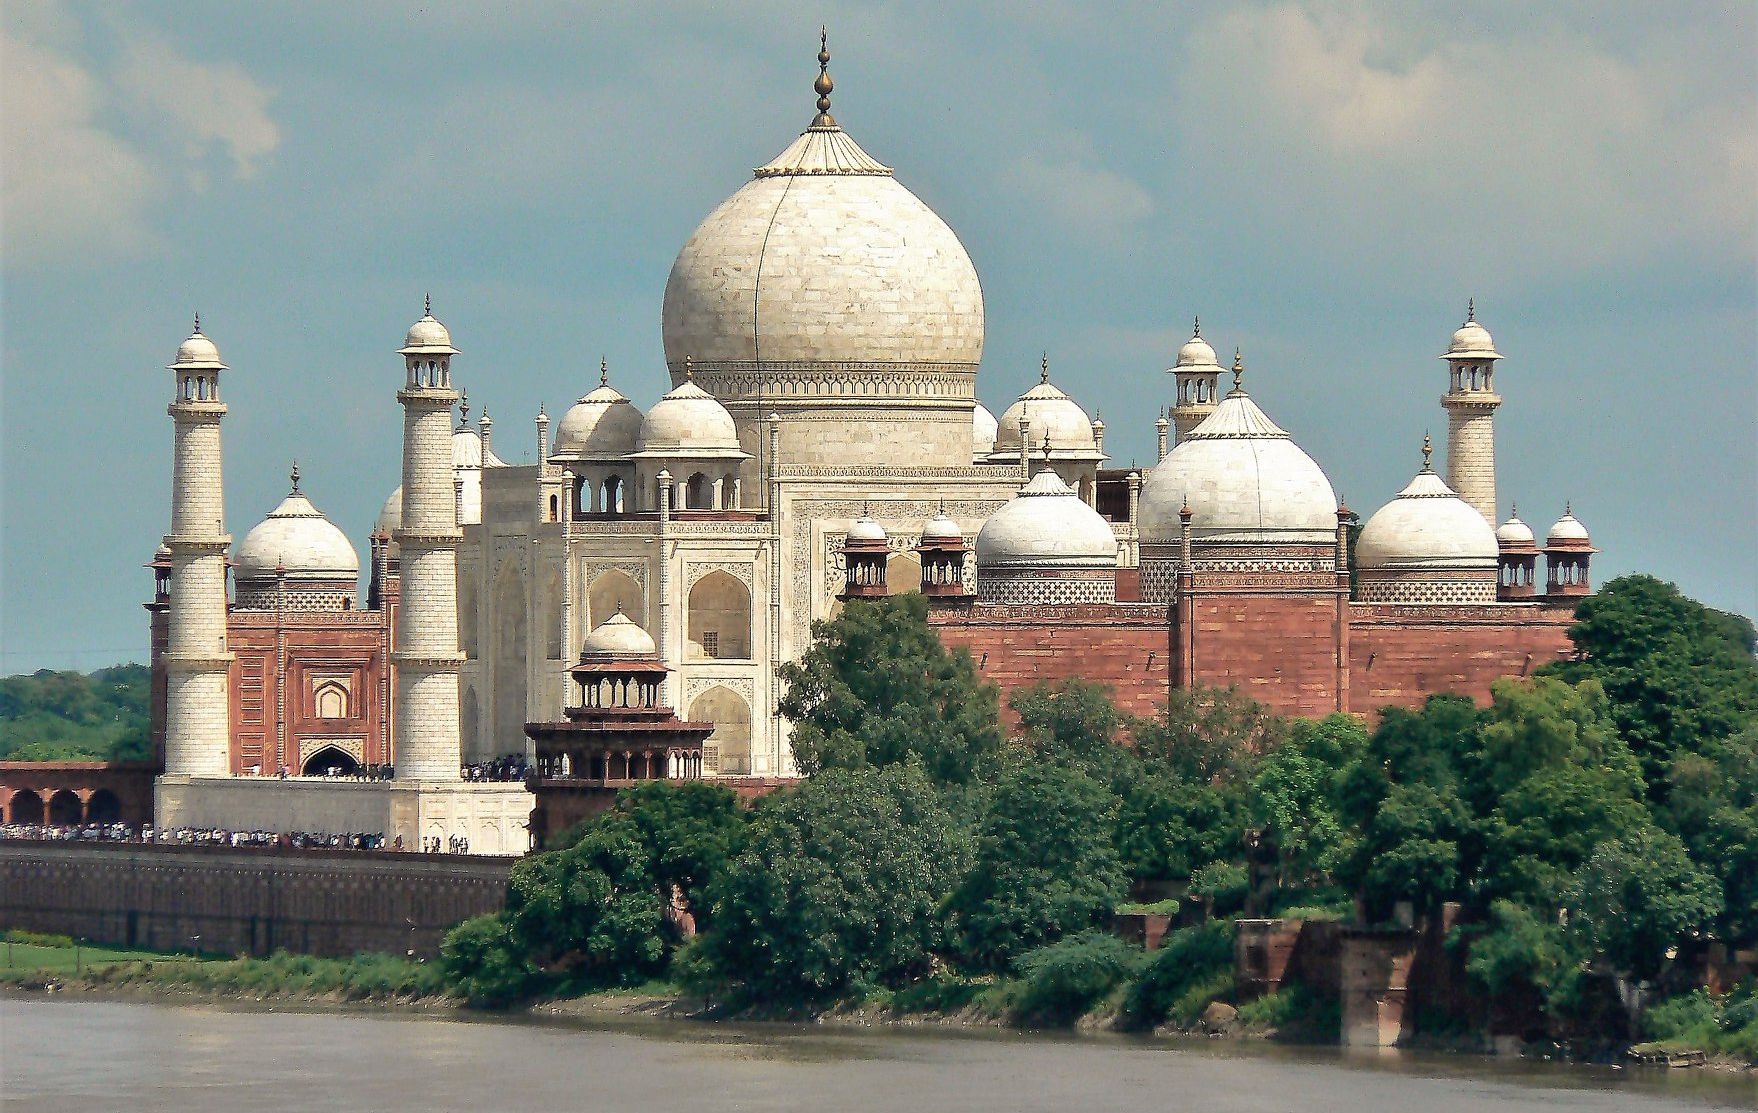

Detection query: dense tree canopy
xmin=778 ymin=595 xmax=1002 ymax=784
xmin=948 ymin=760 xmax=1127 ymax=970
xmin=0 ymin=664 xmax=152 ymax=762
xmin=702 ymin=766 xmax=967 ymax=1005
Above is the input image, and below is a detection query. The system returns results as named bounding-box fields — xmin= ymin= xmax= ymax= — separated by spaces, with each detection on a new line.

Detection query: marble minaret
xmin=392 ymin=299 xmax=466 ymax=782
xmin=161 ymin=316 xmax=234 ymax=783
xmin=1441 ymin=300 xmax=1503 ymax=526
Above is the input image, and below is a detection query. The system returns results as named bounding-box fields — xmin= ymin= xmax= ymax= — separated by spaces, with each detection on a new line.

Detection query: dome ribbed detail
xmin=756 ymin=125 xmax=893 ymax=177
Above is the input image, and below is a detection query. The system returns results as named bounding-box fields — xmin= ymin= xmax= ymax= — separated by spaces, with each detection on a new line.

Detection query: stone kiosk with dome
xmin=144 ymin=38 xmax=1598 ymax=853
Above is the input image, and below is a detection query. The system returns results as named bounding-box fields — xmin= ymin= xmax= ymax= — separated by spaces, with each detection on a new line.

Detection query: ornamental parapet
xmin=163 ymin=653 xmax=235 ymax=671
xmin=394 ymin=529 xmax=465 ymax=546
xmin=162 ymin=535 xmax=233 ymax=552
xmin=390 ymin=652 xmax=465 ymax=670
xmin=397 ymin=387 xmax=461 ymax=406
xmin=166 ymin=401 xmax=228 ymax=419
xmin=1440 ymin=392 xmax=1502 ymax=410
xmin=682 ymin=363 xmax=978 ymax=402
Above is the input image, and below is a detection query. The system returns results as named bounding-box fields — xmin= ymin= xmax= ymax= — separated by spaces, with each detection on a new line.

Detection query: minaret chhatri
xmin=1440 ymin=299 xmax=1503 ymax=526
xmin=393 ymin=297 xmax=465 ymax=783
xmin=1170 ymin=318 xmax=1221 ymax=444
xmin=162 ymin=315 xmax=234 ymax=779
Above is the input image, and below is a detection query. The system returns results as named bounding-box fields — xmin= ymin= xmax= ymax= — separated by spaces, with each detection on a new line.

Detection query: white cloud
xmin=114 ymin=33 xmax=280 ymax=182
xmin=1003 ymin=136 xmax=1154 ymax=242
xmin=0 ymin=7 xmax=280 ymax=267
xmin=2 ymin=28 xmax=155 ymax=263
xmin=1173 ymin=3 xmax=1757 ymax=290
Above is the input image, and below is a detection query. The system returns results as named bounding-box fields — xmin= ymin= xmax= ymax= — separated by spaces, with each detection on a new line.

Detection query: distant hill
xmin=0 ymin=664 xmax=153 ymax=763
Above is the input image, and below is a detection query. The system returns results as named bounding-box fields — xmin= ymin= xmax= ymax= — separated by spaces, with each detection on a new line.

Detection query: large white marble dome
xmin=1356 ymin=467 xmax=1498 ymax=572
xmin=975 ymin=470 xmax=1116 ymax=569
xmin=660 ymin=79 xmax=982 ymax=382
xmin=1138 ymin=379 xmax=1338 ymax=545
xmin=235 ymin=489 xmax=359 ymax=582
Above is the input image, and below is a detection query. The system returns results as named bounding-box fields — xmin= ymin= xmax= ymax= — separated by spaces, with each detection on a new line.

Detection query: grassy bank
xmin=0 ymin=931 xmax=447 ymax=1004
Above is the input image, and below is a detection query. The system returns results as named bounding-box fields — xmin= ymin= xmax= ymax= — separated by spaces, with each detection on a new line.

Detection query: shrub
xmin=1121 ymin=920 xmax=1235 ymax=1028
xmin=441 ymin=914 xmax=536 ymax=1008
xmin=1236 ymin=982 xmax=1340 ymax=1040
xmin=1011 ymin=932 xmax=1143 ymax=1026
xmin=1116 ymin=899 xmax=1181 ymax=917
xmin=1641 ymin=989 xmax=1721 ymax=1042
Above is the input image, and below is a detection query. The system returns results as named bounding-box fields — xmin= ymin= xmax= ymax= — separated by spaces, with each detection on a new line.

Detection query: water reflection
xmin=2 ymin=996 xmax=1751 ymax=1113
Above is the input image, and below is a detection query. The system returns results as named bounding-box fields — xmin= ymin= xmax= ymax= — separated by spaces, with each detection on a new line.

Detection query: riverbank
xmin=5 ymin=936 xmax=1753 ymax=1079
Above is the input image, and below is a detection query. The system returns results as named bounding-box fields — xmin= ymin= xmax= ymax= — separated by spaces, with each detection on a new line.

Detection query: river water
xmin=2 ymin=997 xmax=1753 ymax=1112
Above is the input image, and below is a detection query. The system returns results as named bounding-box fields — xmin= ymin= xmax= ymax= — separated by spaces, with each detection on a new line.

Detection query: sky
xmin=3 ymin=0 xmax=1754 ymax=673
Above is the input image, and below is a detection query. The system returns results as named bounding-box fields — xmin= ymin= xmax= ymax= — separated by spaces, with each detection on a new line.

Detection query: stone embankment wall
xmin=0 ymin=841 xmax=512 ymax=959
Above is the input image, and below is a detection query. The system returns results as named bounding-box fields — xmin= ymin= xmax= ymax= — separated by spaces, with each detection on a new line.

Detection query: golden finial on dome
xmin=1421 ymin=431 xmax=1433 ymax=472
xmin=1466 ymin=297 xmax=1475 ymax=323
xmin=1231 ymin=348 xmax=1244 ymax=392
xmin=1192 ymin=316 xmax=1201 ymax=338
xmin=1040 ymin=351 xmax=1050 ymax=384
xmin=600 ymin=356 xmax=609 ymax=386
xmin=290 ymin=460 xmax=301 ymax=493
xmin=683 ymin=354 xmax=695 ymax=381
xmin=192 ymin=311 xmax=202 ymax=334
xmin=813 ymin=28 xmax=836 ymax=127
xmin=458 ymin=389 xmax=470 ymax=427
xmin=424 ymin=291 xmax=432 ymax=317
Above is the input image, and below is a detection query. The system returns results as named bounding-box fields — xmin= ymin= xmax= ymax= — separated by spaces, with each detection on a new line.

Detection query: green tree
xmin=440 ymin=913 xmax=537 ymax=1008
xmin=1133 ymin=686 xmax=1285 ymax=784
xmin=1543 ymin=574 xmax=1758 ymax=793
xmin=1477 ymin=678 xmax=1647 ymax=905
xmin=1564 ymin=826 xmax=1722 ymax=987
xmin=500 ymin=820 xmax=670 ymax=992
xmin=1114 ymin=776 xmax=1240 ymax=884
xmin=608 ymin=781 xmax=747 ymax=929
xmin=948 ymin=761 xmax=1126 ymax=969
xmin=1247 ymin=714 xmax=1367 ymax=886
xmin=1462 ymin=900 xmax=1586 ymax=1025
xmin=701 ymin=765 xmax=967 ymax=1005
xmin=778 ymin=595 xmax=1002 ymax=784
xmin=1010 ymin=679 xmax=1136 ymax=783
xmin=1666 ymin=726 xmax=1758 ymax=944
xmin=0 ymin=664 xmax=153 ymax=762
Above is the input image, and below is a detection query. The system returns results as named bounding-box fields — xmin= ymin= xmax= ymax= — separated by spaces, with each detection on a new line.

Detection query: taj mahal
xmin=147 ymin=39 xmax=1596 ymax=853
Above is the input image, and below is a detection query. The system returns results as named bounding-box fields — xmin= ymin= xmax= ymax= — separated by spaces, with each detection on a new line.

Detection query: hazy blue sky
xmin=4 ymin=1 xmax=1754 ymax=672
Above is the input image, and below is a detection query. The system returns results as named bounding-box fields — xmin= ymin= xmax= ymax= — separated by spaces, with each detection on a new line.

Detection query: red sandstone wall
xmin=1348 ymin=603 xmax=1575 ymax=715
xmin=0 ymin=841 xmax=512 ymax=959
xmin=228 ymin=614 xmax=391 ymax=775
xmin=0 ymin=763 xmax=157 ymax=825
xmin=1179 ymin=592 xmax=1345 ymax=718
xmin=930 ymin=604 xmax=1170 ymax=725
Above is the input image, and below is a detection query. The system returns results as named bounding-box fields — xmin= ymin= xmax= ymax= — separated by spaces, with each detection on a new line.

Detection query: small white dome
xmin=170 ymin=327 xmax=226 ymax=370
xmin=636 ymin=379 xmax=742 ymax=455
xmin=921 ymin=509 xmax=963 ymax=543
xmin=1442 ymin=305 xmax=1500 ymax=360
xmin=451 ymin=424 xmax=505 ymax=470
xmin=1175 ymin=327 xmax=1218 ymax=369
xmin=847 ymin=514 xmax=888 ymax=542
xmin=972 ymin=402 xmax=999 ymax=457
xmin=992 ymin=376 xmax=1099 ymax=457
xmin=554 ymin=380 xmax=644 ymax=460
xmin=1138 ymin=382 xmax=1338 ymax=544
xmin=1357 ymin=469 xmax=1498 ymax=572
xmin=580 ymin=611 xmax=658 ymax=658
xmin=1547 ymin=508 xmax=1591 ymax=546
xmin=235 ymin=490 xmax=360 ymax=581
xmin=1496 ymin=511 xmax=1536 ymax=547
xmin=399 ymin=309 xmax=458 ymax=355
xmin=975 ymin=470 xmax=1116 ymax=568
xmin=375 ymin=487 xmax=402 ymax=536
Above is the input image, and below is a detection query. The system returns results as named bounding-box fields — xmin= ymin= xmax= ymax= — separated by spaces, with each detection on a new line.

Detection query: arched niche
xmin=691 ymin=686 xmax=752 ymax=776
xmin=302 ymin=746 xmax=361 ymax=777
xmin=687 ymin=570 xmax=751 ymax=660
xmin=588 ymin=569 xmax=644 ymax=630
xmin=885 ymin=551 xmax=921 ymax=595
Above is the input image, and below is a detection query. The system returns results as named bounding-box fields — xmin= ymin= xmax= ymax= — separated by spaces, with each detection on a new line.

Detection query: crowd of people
xmin=462 ymin=754 xmax=528 ymax=782
xmin=0 ymin=822 xmax=391 ymax=851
